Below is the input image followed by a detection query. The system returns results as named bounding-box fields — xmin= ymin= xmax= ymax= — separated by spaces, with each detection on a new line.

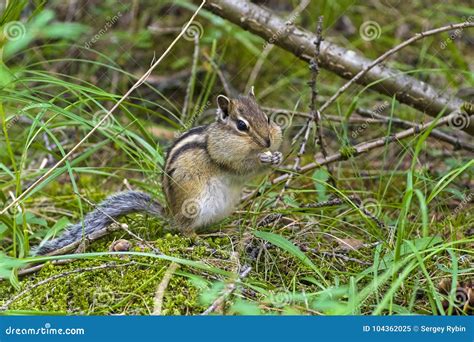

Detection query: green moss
xmin=0 ymin=227 xmax=232 ymax=315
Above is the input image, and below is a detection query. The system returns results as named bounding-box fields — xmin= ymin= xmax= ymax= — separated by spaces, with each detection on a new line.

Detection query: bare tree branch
xmin=272 ymin=110 xmax=467 ymax=184
xmin=356 ymin=108 xmax=474 ymax=152
xmin=204 ymin=0 xmax=474 ymax=136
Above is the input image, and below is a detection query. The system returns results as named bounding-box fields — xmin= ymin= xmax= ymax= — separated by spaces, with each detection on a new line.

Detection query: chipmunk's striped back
xmin=164 ymin=125 xmax=208 ymax=175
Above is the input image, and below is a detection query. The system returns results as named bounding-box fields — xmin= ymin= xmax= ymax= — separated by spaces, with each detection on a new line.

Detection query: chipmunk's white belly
xmin=194 ymin=176 xmax=242 ymax=227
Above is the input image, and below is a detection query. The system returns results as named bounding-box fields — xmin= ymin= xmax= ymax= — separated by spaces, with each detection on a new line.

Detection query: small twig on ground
xmin=153 ymin=262 xmax=180 ymax=315
xmin=318 ymin=250 xmax=371 ymax=266
xmin=16 ymin=258 xmax=75 ymax=277
xmin=257 ymin=213 xmax=283 ymax=227
xmin=300 ymin=244 xmax=371 ymax=265
xmin=201 ymin=265 xmax=251 ymax=315
xmin=0 ymin=262 xmax=135 ymax=311
xmin=41 ymin=223 xmax=122 ymax=257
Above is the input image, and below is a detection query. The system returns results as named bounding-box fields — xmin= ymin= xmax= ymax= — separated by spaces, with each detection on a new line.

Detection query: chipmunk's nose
xmin=265 ymin=138 xmax=271 ymax=148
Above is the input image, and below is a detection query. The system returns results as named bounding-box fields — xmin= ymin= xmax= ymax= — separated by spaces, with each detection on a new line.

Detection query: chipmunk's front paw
xmin=259 ymin=151 xmax=283 ymax=166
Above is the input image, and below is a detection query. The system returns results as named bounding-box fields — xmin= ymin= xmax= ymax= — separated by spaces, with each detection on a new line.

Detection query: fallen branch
xmin=205 ymin=0 xmax=474 ymax=136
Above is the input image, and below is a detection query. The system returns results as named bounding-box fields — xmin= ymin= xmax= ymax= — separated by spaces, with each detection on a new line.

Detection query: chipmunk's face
xmin=216 ymin=90 xmax=282 ymax=152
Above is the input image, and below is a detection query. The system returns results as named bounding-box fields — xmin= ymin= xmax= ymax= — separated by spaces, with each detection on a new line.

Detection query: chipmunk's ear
xmin=248 ymin=86 xmax=255 ymax=98
xmin=217 ymin=94 xmax=230 ymax=120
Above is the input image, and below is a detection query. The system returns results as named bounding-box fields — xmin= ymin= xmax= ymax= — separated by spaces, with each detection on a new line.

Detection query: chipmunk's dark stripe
xmin=167 ymin=167 xmax=176 ymax=177
xmin=165 ymin=125 xmax=208 ymax=170
xmin=167 ymin=141 xmax=208 ymax=167
xmin=167 ymin=125 xmax=207 ymax=154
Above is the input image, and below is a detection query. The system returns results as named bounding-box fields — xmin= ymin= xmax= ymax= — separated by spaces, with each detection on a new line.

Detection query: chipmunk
xmin=34 ymin=88 xmax=283 ymax=255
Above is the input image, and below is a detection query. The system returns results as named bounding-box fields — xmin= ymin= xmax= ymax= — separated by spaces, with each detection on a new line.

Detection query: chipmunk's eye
xmin=267 ymin=116 xmax=271 ymax=123
xmin=237 ymin=120 xmax=248 ymax=131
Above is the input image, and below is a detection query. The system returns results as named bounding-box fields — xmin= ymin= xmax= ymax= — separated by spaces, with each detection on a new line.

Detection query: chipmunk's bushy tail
xmin=34 ymin=191 xmax=163 ymax=255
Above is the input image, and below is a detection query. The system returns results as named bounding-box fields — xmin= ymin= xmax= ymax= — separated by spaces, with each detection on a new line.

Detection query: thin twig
xmin=16 ymin=258 xmax=75 ymax=277
xmin=356 ymin=107 xmax=474 ymax=152
xmin=272 ymin=110 xmax=464 ymax=185
xmin=317 ymin=250 xmax=371 ymax=266
xmin=309 ymin=17 xmax=334 ymax=186
xmin=263 ymin=107 xmax=385 ymax=124
xmin=299 ymin=244 xmax=371 ymax=265
xmin=153 ymin=262 xmax=180 ymax=315
xmin=39 ymin=223 xmax=122 ymax=257
xmin=310 ymin=17 xmax=329 ymax=159
xmin=0 ymin=262 xmax=135 ymax=311
xmin=318 ymin=21 xmax=474 ymax=115
xmin=1 ymin=0 xmax=207 ymax=216
xmin=275 ymin=16 xmax=326 ymax=204
xmin=201 ymin=265 xmax=251 ymax=315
